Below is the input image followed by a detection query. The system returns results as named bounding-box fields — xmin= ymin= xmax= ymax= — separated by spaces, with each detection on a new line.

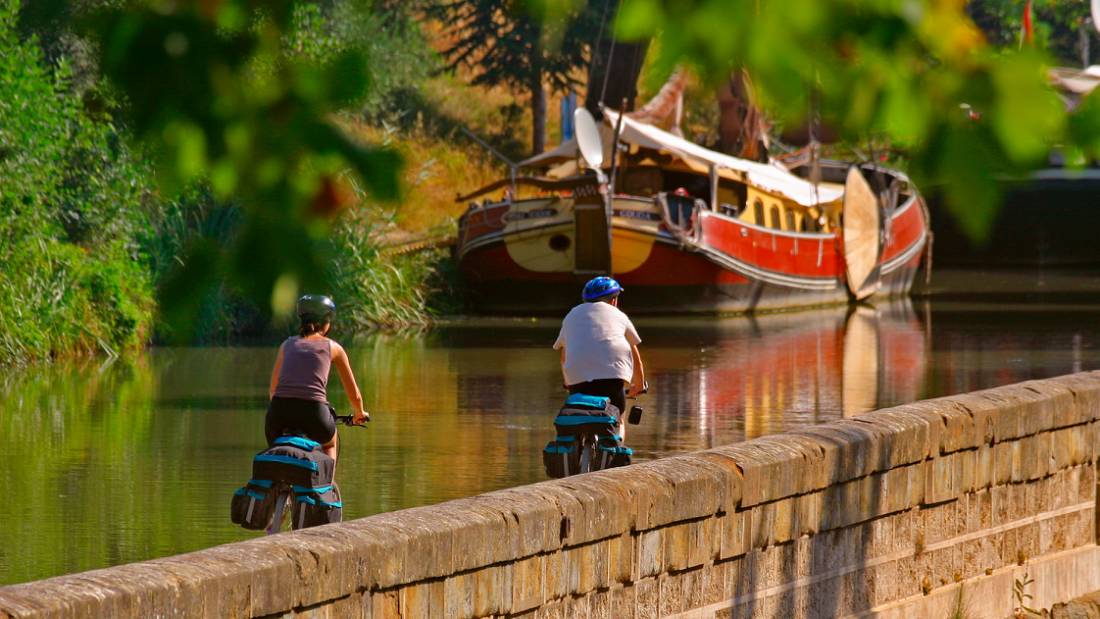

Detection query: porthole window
xmin=548 ymin=234 xmax=571 ymax=252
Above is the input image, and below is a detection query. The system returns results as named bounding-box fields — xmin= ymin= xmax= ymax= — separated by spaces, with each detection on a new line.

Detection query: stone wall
xmin=3 ymin=373 xmax=1100 ymax=618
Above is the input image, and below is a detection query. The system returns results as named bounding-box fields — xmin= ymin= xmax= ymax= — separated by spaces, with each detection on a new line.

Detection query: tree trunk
xmin=583 ymin=0 xmax=649 ymax=118
xmin=531 ymin=68 xmax=547 ymax=155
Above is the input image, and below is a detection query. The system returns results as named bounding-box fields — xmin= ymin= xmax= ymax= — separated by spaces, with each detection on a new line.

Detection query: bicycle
xmin=545 ymin=385 xmax=646 ymax=478
xmin=264 ymin=413 xmax=367 ymax=535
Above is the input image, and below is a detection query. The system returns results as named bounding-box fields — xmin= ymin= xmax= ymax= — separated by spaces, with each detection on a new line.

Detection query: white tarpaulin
xmin=603 ymin=110 xmax=843 ymax=207
xmin=517 ymin=109 xmax=844 ymax=207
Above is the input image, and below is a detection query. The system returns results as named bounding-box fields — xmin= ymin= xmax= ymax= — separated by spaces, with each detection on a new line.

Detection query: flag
xmin=1022 ymin=0 xmax=1034 ymax=46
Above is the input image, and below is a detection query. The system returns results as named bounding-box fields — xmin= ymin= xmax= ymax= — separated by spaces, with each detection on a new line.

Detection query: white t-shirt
xmin=553 ymin=302 xmax=642 ymax=385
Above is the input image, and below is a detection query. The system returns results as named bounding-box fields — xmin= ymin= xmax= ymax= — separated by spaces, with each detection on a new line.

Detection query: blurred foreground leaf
xmin=84 ymin=1 xmax=401 ymax=340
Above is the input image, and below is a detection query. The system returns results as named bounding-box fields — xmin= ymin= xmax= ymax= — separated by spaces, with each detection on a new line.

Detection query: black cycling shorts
xmin=568 ymin=378 xmax=627 ymax=418
xmin=265 ymin=396 xmax=337 ymax=446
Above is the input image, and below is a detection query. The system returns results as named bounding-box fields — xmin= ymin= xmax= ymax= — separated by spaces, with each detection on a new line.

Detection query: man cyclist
xmin=267 ymin=295 xmax=369 ymax=467
xmin=554 ymin=276 xmax=646 ymax=437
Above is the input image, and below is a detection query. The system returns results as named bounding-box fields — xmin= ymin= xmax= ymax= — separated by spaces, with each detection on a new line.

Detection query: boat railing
xmin=704 ymin=209 xmax=836 ymax=241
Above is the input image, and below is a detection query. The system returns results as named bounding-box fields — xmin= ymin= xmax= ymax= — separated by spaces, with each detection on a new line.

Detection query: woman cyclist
xmin=267 ymin=295 xmax=369 ymax=466
xmin=553 ymin=277 xmax=646 ymax=437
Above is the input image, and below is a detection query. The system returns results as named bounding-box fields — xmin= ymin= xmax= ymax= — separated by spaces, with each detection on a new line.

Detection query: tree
xmin=428 ymin=0 xmax=599 ymax=154
xmin=968 ymin=0 xmax=1098 ymax=67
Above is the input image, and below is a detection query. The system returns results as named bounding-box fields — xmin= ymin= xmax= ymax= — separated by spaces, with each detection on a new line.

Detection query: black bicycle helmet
xmin=297 ymin=294 xmax=336 ymax=323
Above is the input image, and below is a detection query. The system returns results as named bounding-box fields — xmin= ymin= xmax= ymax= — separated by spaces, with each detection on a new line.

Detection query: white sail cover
xmin=518 ymin=110 xmax=843 ymax=207
xmin=604 ymin=110 xmax=843 ymax=207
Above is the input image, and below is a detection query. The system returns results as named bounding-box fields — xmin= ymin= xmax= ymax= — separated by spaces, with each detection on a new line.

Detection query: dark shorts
xmin=265 ymin=396 xmax=337 ymax=446
xmin=568 ymin=378 xmax=627 ymax=418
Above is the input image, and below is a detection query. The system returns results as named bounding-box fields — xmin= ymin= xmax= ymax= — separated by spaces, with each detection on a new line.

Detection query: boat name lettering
xmin=613 ymin=210 xmax=660 ymax=221
xmin=503 ymin=208 xmax=558 ymax=222
xmin=573 ymin=184 xmax=601 ymax=198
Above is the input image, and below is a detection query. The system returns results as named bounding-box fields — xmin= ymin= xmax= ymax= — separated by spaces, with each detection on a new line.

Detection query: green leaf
xmin=990 ymin=50 xmax=1064 ymax=164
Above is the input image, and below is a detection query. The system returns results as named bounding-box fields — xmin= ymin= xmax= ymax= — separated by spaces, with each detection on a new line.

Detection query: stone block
xmin=796 ymin=491 xmax=824 ymax=536
xmin=610 ymin=584 xmax=636 ymax=619
xmin=689 ymin=517 xmax=719 ymax=567
xmin=538 ymin=599 xmax=570 ymax=619
xmin=635 ymin=457 xmax=727 ymax=528
xmin=634 ymin=577 xmax=659 ymax=618
xmin=765 ymin=433 xmax=836 ymax=491
xmin=372 ymin=589 xmax=401 ymax=619
xmin=402 ymin=580 xmax=445 ymax=619
xmin=924 ymin=453 xmax=962 ymax=505
xmin=719 ymin=510 xmax=750 ymax=560
xmin=700 ymin=561 xmax=727 ymax=606
xmin=658 ymin=572 xmax=684 ymax=617
xmin=589 ymin=588 xmax=612 ymax=619
xmin=497 ymin=484 xmax=579 ymax=553
xmin=473 ymin=563 xmax=511 ymax=617
xmin=608 ymin=533 xmax=634 ymax=585
xmin=707 ymin=442 xmax=795 ymax=508
xmin=553 ymin=471 xmax=635 ymax=544
xmin=545 ymin=548 xmax=573 ymax=600
xmin=973 ymin=444 xmax=994 ymax=491
xmin=443 ymin=573 xmax=476 ymax=619
xmin=438 ymin=495 xmax=522 ymax=568
xmin=144 ymin=552 xmax=252 ymax=618
xmin=769 ymin=498 xmax=798 ymax=545
xmin=663 ymin=522 xmax=693 ymax=572
xmin=636 ymin=528 xmax=663 ymax=579
xmin=685 ymin=450 xmax=745 ymax=511
xmin=355 ymin=509 xmax=452 ymax=584
xmin=790 ymin=423 xmax=877 ymax=484
xmin=253 ymin=529 xmax=359 ymax=609
xmin=200 ymin=538 xmax=300 ymax=615
xmin=585 ymin=539 xmax=613 ymax=592
xmin=677 ymin=566 xmax=706 ymax=612
xmin=511 ymin=554 xmax=544 ymax=613
xmin=749 ymin=503 xmax=772 ymax=550
xmin=904 ymin=398 xmax=975 ymax=454
xmin=1045 ymin=372 xmax=1100 ymax=424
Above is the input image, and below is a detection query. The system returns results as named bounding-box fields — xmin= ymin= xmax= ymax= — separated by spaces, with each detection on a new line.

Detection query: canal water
xmin=3 ymin=299 xmax=1099 ymax=584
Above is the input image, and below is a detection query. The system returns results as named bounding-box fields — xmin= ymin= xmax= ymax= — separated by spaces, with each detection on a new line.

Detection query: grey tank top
xmin=273 ymin=336 xmax=332 ymax=402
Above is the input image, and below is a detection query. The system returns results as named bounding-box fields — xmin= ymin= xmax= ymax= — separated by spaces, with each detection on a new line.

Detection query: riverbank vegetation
xmin=1 ymin=0 xmax=1097 ymax=365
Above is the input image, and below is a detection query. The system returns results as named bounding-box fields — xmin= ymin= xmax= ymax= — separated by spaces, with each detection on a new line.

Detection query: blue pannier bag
xmin=291 ymin=482 xmax=343 ymax=528
xmin=555 ymin=393 xmax=620 ymax=439
xmin=230 ymin=478 xmax=277 ymax=530
xmin=595 ymin=434 xmax=633 ymax=470
xmin=231 ymin=435 xmax=338 ymax=530
xmin=251 ymin=436 xmax=335 ymax=488
xmin=542 ymin=435 xmax=580 ymax=478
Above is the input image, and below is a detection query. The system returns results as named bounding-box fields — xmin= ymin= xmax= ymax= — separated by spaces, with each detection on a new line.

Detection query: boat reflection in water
xmin=632 ymin=299 xmax=927 ymax=457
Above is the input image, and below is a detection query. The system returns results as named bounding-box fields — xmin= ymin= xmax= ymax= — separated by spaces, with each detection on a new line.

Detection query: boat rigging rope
xmin=597 ymin=0 xmax=617 ymax=107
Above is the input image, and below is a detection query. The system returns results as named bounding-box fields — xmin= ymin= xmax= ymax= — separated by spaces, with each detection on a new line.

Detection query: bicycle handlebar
xmin=333 ymin=414 xmax=369 ymax=427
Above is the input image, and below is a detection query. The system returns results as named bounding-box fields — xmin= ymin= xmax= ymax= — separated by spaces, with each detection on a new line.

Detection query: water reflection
xmin=4 ymin=299 xmax=1100 ymax=584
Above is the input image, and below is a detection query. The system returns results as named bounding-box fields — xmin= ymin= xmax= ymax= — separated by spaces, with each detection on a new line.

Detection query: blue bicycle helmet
xmin=582 ymin=276 xmax=623 ymax=302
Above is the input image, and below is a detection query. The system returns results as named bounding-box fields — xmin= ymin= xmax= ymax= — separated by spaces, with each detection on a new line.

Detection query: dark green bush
xmin=0 ymin=0 xmax=154 ymax=364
